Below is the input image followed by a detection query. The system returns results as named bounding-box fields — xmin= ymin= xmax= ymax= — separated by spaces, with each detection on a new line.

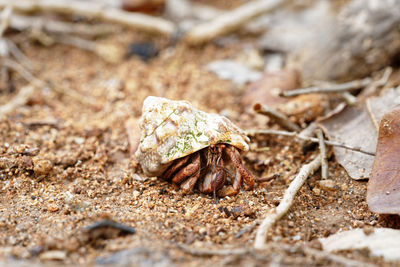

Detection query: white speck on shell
xmin=135 ymin=96 xmax=250 ymax=177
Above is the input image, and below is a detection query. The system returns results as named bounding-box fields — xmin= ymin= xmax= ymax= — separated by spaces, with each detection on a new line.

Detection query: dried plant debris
xmin=320 ymin=228 xmax=400 ymax=262
xmin=319 ymin=106 xmax=376 ymax=179
xmin=206 ymin=60 xmax=262 ymax=86
xmin=288 ymin=0 xmax=400 ymax=81
xmin=319 ymin=87 xmax=400 ymax=179
xmin=367 ymin=108 xmax=400 ymax=214
xmin=367 ymin=86 xmax=400 ymax=130
xmin=241 ymin=69 xmax=300 ymax=109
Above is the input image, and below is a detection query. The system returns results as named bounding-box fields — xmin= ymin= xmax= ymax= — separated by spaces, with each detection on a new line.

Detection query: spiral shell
xmin=135 ymin=96 xmax=249 ymax=176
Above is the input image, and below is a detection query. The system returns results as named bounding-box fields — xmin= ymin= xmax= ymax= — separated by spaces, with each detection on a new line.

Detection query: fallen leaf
xmin=367 ymin=87 xmax=400 ymax=130
xmin=367 ymin=108 xmax=400 ymax=214
xmin=241 ymin=69 xmax=300 ymax=108
xmin=206 ymin=60 xmax=262 ymax=86
xmin=281 ymin=94 xmax=328 ymax=124
xmin=319 ymin=86 xmax=400 ymax=179
xmin=319 ymin=228 xmax=400 ymax=261
xmin=319 ymin=106 xmax=376 ymax=179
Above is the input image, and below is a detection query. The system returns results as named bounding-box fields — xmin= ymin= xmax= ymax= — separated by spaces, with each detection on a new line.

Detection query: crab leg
xmin=162 ymin=155 xmax=191 ymax=181
xmin=225 ymin=145 xmax=255 ymax=189
xmin=198 ymin=162 xmax=226 ymax=194
xmin=180 ymin=168 xmax=200 ymax=193
xmin=217 ymin=169 xmax=242 ymax=197
xmin=171 ymin=153 xmax=201 ymax=184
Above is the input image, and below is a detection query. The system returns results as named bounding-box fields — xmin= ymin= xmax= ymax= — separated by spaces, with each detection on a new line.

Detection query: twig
xmin=280 ymin=77 xmax=372 ymax=97
xmin=253 ymin=103 xmax=301 ymax=132
xmin=282 ymin=67 xmax=392 ymax=98
xmin=254 ymin=156 xmax=321 ymax=249
xmin=4 ymin=38 xmax=31 ymax=69
xmin=177 ymin=241 xmax=377 ymax=267
xmin=0 ymin=5 xmax=11 ymax=36
xmin=0 ymin=85 xmax=34 ymax=119
xmin=279 ymin=243 xmax=377 ymax=267
xmin=316 ymin=129 xmax=328 ymax=179
xmin=247 ymin=129 xmax=375 ymax=156
xmin=365 ymin=99 xmax=379 ymax=131
xmin=184 ymin=0 xmax=286 ymax=45
xmin=340 ymin=92 xmax=357 ymax=106
xmin=359 ymin=67 xmax=393 ymax=99
xmin=1 ymin=0 xmax=176 ymax=36
xmin=52 ymin=34 xmax=124 ymax=63
xmin=9 ymin=14 xmax=119 ymax=37
xmin=177 ymin=243 xmax=249 ymax=256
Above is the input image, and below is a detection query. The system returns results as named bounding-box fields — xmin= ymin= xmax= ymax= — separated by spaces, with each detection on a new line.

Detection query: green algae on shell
xmin=135 ymin=96 xmax=249 ymax=177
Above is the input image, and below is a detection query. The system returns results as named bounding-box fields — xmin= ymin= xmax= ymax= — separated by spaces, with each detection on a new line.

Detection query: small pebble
xmin=33 ymin=159 xmax=53 ymax=176
xmin=48 ymin=204 xmax=60 ymax=212
xmin=39 ymin=250 xmax=67 ymax=261
xmin=312 ymin=188 xmax=321 ymax=196
xmin=363 ymin=226 xmax=374 ymax=235
xmin=318 ymin=179 xmax=336 ymax=191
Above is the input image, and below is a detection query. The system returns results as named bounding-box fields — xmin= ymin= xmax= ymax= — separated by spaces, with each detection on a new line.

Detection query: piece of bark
xmin=320 ymin=228 xmax=400 ymax=262
xmin=1 ymin=0 xmax=176 ymax=36
xmin=288 ymin=0 xmax=400 ymax=81
xmin=367 ymin=108 xmax=400 ymax=214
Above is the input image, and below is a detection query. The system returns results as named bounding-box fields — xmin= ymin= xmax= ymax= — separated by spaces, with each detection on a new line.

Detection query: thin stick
xmin=9 ymin=14 xmax=119 ymax=37
xmin=301 ymin=246 xmax=377 ymax=267
xmin=0 ymin=5 xmax=11 ymax=36
xmin=184 ymin=0 xmax=286 ymax=45
xmin=340 ymin=92 xmax=357 ymax=106
xmin=316 ymin=129 xmax=328 ymax=179
xmin=254 ymin=156 xmax=321 ymax=249
xmin=177 ymin=241 xmax=377 ymax=267
xmin=1 ymin=0 xmax=176 ymax=36
xmin=280 ymin=77 xmax=372 ymax=97
xmin=4 ymin=38 xmax=31 ymax=69
xmin=247 ymin=129 xmax=375 ymax=156
xmin=0 ymin=85 xmax=34 ymax=119
xmin=176 ymin=243 xmax=249 ymax=256
xmin=53 ymin=34 xmax=124 ymax=63
xmin=253 ymin=103 xmax=301 ymax=132
xmin=282 ymin=67 xmax=392 ymax=98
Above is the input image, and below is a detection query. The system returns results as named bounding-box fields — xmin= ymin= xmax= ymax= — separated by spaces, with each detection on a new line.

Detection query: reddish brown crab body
xmin=135 ymin=96 xmax=256 ymax=197
xmin=162 ymin=144 xmax=255 ymax=196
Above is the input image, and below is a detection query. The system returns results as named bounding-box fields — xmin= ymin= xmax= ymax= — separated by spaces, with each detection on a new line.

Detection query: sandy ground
xmin=0 ymin=16 xmax=398 ymax=267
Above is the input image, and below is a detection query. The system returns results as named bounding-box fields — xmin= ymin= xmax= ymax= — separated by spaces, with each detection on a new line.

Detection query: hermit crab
xmin=135 ymin=96 xmax=255 ymax=198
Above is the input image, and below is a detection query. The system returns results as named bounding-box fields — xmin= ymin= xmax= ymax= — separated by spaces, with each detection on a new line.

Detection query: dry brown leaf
xmin=319 ymin=106 xmax=376 ymax=179
xmin=319 ymin=86 xmax=400 ymax=179
xmin=241 ymin=69 xmax=300 ymax=109
xmin=281 ymin=94 xmax=328 ymax=124
xmin=367 ymin=108 xmax=400 ymax=214
xmin=367 ymin=88 xmax=400 ymax=130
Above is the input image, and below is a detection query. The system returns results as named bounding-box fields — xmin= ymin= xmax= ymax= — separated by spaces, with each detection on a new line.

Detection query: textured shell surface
xmin=135 ymin=96 xmax=250 ymax=176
